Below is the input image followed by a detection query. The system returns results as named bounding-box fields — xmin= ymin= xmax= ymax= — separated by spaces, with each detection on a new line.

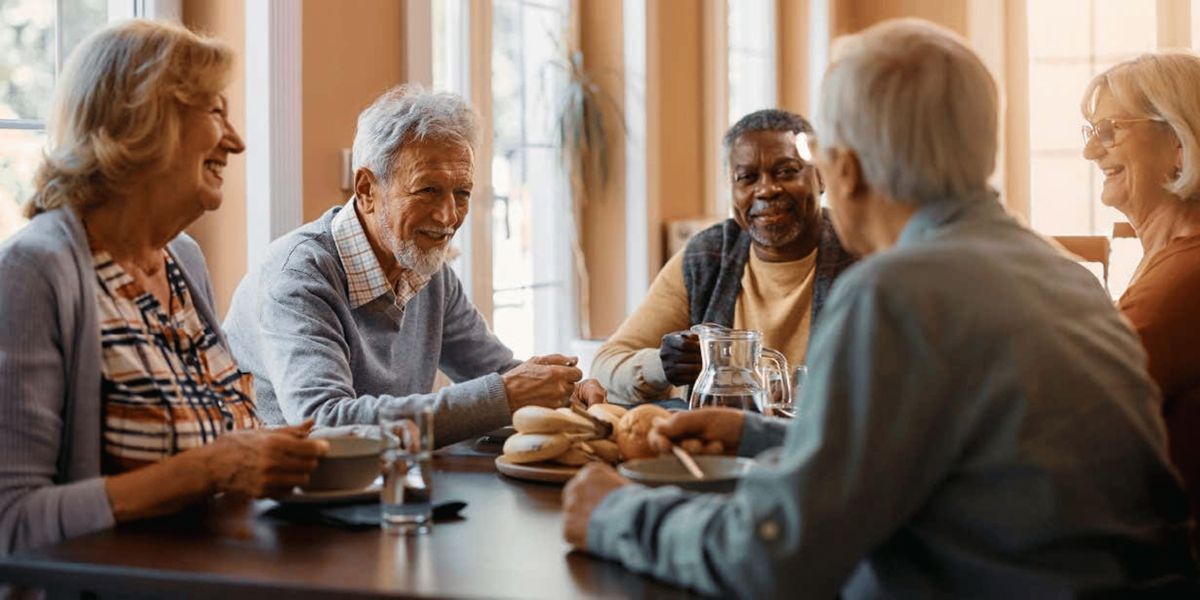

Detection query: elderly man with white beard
xmin=224 ymin=84 xmax=604 ymax=446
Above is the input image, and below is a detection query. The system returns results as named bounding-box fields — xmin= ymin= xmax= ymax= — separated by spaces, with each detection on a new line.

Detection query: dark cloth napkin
xmin=266 ymin=500 xmax=467 ymax=530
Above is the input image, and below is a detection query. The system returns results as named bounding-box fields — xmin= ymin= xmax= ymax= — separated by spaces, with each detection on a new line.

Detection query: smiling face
xmin=729 ymin=130 xmax=823 ymax=261
xmin=163 ymin=93 xmax=245 ymax=214
xmin=360 ymin=137 xmax=474 ymax=277
xmin=1082 ymin=88 xmax=1180 ymax=217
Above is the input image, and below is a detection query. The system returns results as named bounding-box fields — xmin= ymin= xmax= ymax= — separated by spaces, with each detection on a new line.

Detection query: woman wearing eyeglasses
xmin=1081 ymin=52 xmax=1200 ymax=524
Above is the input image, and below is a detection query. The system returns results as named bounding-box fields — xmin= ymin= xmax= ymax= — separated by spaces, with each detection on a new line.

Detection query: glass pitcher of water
xmin=688 ymin=324 xmax=791 ymax=414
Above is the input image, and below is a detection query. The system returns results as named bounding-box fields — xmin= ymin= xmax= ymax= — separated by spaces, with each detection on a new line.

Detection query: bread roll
xmin=615 ymin=404 xmax=671 ymax=460
xmin=587 ymin=403 xmax=628 ymax=431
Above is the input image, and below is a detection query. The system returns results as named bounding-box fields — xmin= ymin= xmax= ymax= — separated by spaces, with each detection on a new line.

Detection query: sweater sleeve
xmin=255 ymin=267 xmax=511 ymax=446
xmin=591 ymin=251 xmax=692 ymax=404
xmin=0 ymin=253 xmax=114 ymax=555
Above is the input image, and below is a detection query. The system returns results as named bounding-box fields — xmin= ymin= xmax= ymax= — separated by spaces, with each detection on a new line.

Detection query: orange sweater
xmin=1119 ymin=234 xmax=1200 ymax=517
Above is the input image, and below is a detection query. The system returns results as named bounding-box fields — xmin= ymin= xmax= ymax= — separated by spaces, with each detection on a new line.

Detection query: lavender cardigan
xmin=0 ymin=208 xmax=222 ymax=555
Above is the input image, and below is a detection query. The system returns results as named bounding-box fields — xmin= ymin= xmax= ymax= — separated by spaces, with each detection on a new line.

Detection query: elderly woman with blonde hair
xmin=1082 ymin=51 xmax=1200 ymax=522
xmin=0 ymin=19 xmax=326 ymax=554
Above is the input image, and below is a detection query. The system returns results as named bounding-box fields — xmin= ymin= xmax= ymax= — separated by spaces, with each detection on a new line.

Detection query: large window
xmin=727 ymin=0 xmax=776 ymax=127
xmin=432 ymin=0 xmax=575 ymax=358
xmin=1026 ymin=0 xmax=1156 ymax=237
xmin=0 ymin=0 xmax=109 ymax=211
xmin=489 ymin=0 xmax=573 ymax=358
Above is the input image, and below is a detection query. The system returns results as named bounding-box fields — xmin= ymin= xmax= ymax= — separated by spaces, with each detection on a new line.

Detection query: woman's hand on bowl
xmin=203 ymin=420 xmax=329 ymax=498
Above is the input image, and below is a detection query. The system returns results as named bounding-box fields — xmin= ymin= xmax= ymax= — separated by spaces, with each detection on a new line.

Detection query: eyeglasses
xmin=1081 ymin=117 xmax=1166 ymax=148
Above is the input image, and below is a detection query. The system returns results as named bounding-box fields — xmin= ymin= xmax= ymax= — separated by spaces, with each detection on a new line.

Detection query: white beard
xmin=374 ymin=205 xmax=452 ymax=277
xmin=394 ymin=237 xmax=448 ymax=276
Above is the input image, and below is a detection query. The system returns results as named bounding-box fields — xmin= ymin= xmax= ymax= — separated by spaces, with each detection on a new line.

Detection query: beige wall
xmin=184 ymin=0 xmax=247 ymax=317
xmin=302 ymin=0 xmax=407 ymax=221
xmin=651 ymin=0 xmax=708 ymax=228
xmin=834 ymin=0 xmax=967 ymax=36
xmin=778 ymin=0 xmax=812 ymax=117
xmin=579 ymin=0 xmax=628 ymax=337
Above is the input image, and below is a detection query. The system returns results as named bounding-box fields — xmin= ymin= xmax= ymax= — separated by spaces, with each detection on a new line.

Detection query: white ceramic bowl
xmin=618 ymin=455 xmax=756 ymax=493
xmin=302 ymin=436 xmax=382 ymax=492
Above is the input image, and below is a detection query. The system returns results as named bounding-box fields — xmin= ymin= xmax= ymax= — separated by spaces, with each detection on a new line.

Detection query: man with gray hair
xmin=562 ymin=19 xmax=1196 ymax=597
xmin=225 ymin=84 xmax=604 ymax=445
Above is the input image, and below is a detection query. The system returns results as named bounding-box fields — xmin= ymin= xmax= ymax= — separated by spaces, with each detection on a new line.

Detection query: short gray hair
xmin=351 ymin=83 xmax=479 ymax=182
xmin=1082 ymin=52 xmax=1200 ymax=202
xmin=722 ymin=109 xmax=815 ymax=165
xmin=815 ymin=19 xmax=998 ymax=205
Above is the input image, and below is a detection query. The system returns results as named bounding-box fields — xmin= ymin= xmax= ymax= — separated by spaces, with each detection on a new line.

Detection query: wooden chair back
xmin=1053 ymin=235 xmax=1111 ymax=289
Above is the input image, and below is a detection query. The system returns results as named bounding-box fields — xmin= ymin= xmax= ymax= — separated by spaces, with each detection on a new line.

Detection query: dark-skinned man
xmin=591 ymin=110 xmax=855 ymax=404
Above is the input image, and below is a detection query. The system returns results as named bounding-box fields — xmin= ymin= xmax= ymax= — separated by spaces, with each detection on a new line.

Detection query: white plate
xmin=494 ymin=455 xmax=580 ymax=484
xmin=275 ymin=477 xmax=383 ymax=505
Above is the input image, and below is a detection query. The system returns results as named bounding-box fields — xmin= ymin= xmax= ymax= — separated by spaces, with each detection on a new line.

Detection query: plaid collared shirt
xmin=95 ymin=250 xmax=258 ymax=474
xmin=331 ymin=197 xmax=430 ymax=309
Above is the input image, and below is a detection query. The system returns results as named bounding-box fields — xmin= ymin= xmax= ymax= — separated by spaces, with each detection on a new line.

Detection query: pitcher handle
xmin=757 ymin=348 xmax=791 ymax=415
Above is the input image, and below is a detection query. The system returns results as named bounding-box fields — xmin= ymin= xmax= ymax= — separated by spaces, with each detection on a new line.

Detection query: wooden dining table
xmin=0 ymin=441 xmax=696 ymax=599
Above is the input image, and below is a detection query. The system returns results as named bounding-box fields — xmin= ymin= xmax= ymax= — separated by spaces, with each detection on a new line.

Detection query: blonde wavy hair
xmin=1082 ymin=51 xmax=1200 ymax=203
xmin=25 ymin=19 xmax=232 ymax=218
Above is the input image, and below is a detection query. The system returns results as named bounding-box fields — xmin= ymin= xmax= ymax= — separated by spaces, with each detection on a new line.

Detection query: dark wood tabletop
xmin=0 ymin=442 xmax=696 ymax=599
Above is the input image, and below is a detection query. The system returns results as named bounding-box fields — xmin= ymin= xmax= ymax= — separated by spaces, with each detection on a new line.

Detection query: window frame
xmin=0 ymin=0 xmax=177 ymax=202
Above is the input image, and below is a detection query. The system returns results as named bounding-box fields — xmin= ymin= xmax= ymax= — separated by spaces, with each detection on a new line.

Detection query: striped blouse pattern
xmin=94 ymin=250 xmax=258 ymax=474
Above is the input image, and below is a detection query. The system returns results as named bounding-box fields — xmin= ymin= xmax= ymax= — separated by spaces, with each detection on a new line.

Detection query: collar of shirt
xmin=896 ymin=187 xmax=1004 ymax=249
xmin=331 ymin=197 xmax=431 ymax=310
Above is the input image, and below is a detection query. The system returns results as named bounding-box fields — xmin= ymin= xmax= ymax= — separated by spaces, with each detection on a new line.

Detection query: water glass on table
xmin=379 ymin=406 xmax=434 ymax=535
xmin=766 ymin=365 xmax=806 ymax=419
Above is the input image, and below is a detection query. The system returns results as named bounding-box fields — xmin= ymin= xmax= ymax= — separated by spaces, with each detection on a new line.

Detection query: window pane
xmin=728 ymin=0 xmax=775 ymax=126
xmin=0 ymin=0 xmax=55 ymax=121
xmin=490 ymin=0 xmax=570 ymax=356
xmin=1030 ymin=155 xmax=1094 ymax=234
xmin=1094 ymin=0 xmax=1156 ymax=60
xmin=1028 ymin=63 xmax=1092 ymax=151
xmin=1027 ymin=0 xmax=1090 ymax=60
xmin=521 ymin=4 xmax=565 ymax=147
xmin=492 ymin=0 xmax=522 ymax=149
xmin=0 ymin=126 xmax=45 ymax=207
xmin=59 ymin=0 xmax=107 ymax=64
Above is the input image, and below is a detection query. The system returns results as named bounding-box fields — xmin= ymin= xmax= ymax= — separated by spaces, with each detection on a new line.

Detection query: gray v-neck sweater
xmin=224 ymin=206 xmax=518 ymax=445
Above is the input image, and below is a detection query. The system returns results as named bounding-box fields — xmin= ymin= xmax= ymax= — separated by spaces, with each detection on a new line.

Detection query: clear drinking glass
xmin=379 ymin=406 xmax=434 ymax=535
xmin=771 ymin=365 xmax=807 ymax=419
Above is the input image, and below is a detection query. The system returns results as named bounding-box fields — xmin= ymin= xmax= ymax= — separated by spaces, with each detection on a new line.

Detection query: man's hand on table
xmin=648 ymin=407 xmax=744 ymax=456
xmin=503 ymin=354 xmax=584 ymax=411
xmin=563 ymin=463 xmax=631 ymax=550
xmin=503 ymin=355 xmax=611 ymax=410
xmin=659 ymin=330 xmax=702 ymax=387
